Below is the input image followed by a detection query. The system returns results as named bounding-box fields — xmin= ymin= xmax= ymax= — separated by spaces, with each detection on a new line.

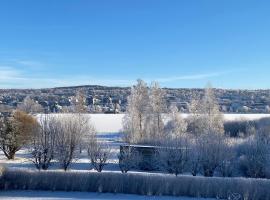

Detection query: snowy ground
xmin=0 ymin=191 xmax=215 ymax=200
xmin=0 ymin=132 xmax=123 ymax=171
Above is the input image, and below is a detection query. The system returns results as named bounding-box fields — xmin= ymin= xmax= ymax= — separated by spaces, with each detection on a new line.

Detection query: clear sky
xmin=0 ymin=0 xmax=270 ymax=89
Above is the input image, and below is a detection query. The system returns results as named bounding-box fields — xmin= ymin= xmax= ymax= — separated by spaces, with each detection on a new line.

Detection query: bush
xmin=118 ymin=145 xmax=141 ymax=173
xmin=1 ymin=169 xmax=270 ymax=199
xmin=88 ymin=142 xmax=111 ymax=172
xmin=238 ymin=135 xmax=270 ymax=178
xmin=224 ymin=117 xmax=270 ymax=137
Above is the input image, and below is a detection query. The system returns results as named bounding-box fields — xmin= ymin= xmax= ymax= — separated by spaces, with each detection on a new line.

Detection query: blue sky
xmin=0 ymin=0 xmax=270 ymax=89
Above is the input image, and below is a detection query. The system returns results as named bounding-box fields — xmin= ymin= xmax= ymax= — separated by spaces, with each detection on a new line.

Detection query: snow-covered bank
xmin=0 ymin=191 xmax=214 ymax=200
xmin=37 ymin=114 xmax=270 ymax=133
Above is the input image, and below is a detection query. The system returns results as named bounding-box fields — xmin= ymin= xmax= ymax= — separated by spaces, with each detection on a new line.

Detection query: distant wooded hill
xmin=1 ymin=85 xmax=270 ymax=113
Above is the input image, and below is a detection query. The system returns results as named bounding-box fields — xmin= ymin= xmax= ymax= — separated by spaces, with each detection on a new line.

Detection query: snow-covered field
xmin=38 ymin=113 xmax=270 ymax=133
xmin=0 ymin=191 xmax=214 ymax=200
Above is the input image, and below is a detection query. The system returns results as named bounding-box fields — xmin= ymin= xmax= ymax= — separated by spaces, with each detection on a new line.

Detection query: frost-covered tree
xmin=31 ymin=115 xmax=58 ymax=170
xmin=197 ymin=133 xmax=225 ymax=177
xmin=217 ymin=139 xmax=236 ymax=177
xmin=202 ymin=84 xmax=224 ymax=134
xmin=188 ymin=137 xmax=201 ymax=176
xmin=188 ymin=84 xmax=224 ymax=135
xmin=88 ymin=142 xmax=111 ymax=172
xmin=159 ymin=138 xmax=189 ymax=176
xmin=123 ymin=79 xmax=149 ymax=143
xmin=55 ymin=114 xmax=94 ymax=171
xmin=0 ymin=110 xmax=38 ymax=159
xmin=118 ymin=145 xmax=141 ymax=173
xmin=145 ymin=82 xmax=167 ymax=141
xmin=164 ymin=105 xmax=187 ymax=138
xmin=18 ymin=96 xmax=43 ymax=114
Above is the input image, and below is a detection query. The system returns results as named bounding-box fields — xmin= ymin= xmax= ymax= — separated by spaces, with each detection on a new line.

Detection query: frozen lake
xmin=37 ymin=113 xmax=270 ymax=133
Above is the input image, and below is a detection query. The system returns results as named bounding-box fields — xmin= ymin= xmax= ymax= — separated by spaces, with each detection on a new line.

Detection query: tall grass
xmin=1 ymin=168 xmax=270 ymax=200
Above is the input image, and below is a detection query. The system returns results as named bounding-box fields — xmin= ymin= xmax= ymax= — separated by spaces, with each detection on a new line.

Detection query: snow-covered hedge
xmin=1 ymin=169 xmax=270 ymax=200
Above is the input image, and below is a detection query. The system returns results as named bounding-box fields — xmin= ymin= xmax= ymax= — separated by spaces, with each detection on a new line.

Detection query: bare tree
xmin=88 ymin=142 xmax=111 ymax=172
xmin=31 ymin=115 xmax=58 ymax=170
xmin=197 ymin=133 xmax=225 ymax=177
xmin=118 ymin=145 xmax=141 ymax=173
xmin=55 ymin=114 xmax=94 ymax=171
xmin=159 ymin=138 xmax=189 ymax=176
xmin=0 ymin=110 xmax=38 ymax=159
xmin=18 ymin=96 xmax=43 ymax=114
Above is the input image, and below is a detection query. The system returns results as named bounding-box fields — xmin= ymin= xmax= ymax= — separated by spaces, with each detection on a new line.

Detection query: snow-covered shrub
xmin=164 ymin=105 xmax=187 ymax=138
xmin=31 ymin=115 xmax=58 ymax=170
xmin=224 ymin=119 xmax=255 ymax=137
xmin=89 ymin=142 xmax=111 ymax=172
xmin=217 ymin=139 xmax=237 ymax=177
xmin=238 ymin=134 xmax=270 ymax=178
xmin=187 ymin=138 xmax=201 ymax=176
xmin=55 ymin=114 xmax=94 ymax=171
xmin=158 ymin=139 xmax=189 ymax=176
xmin=197 ymin=133 xmax=226 ymax=177
xmin=118 ymin=145 xmax=141 ymax=173
xmin=2 ymin=168 xmax=270 ymax=199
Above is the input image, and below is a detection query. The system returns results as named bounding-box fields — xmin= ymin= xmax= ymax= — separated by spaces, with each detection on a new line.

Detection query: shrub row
xmin=1 ymin=168 xmax=270 ymax=200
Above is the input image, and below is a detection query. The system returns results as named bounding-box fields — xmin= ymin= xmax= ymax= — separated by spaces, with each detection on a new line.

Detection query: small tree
xmin=0 ymin=110 xmax=38 ymax=159
xmin=55 ymin=114 xmax=93 ymax=171
xmin=159 ymin=138 xmax=189 ymax=176
xmin=18 ymin=96 xmax=43 ymax=114
xmin=118 ymin=145 xmax=141 ymax=173
xmin=88 ymin=142 xmax=111 ymax=172
xmin=197 ymin=133 xmax=225 ymax=177
xmin=31 ymin=115 xmax=58 ymax=170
